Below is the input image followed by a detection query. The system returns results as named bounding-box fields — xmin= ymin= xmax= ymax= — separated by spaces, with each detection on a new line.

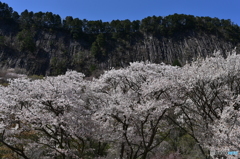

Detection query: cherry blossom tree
xmin=91 ymin=62 xmax=181 ymax=159
xmin=206 ymin=51 xmax=240 ymax=153
xmin=0 ymin=71 xmax=104 ymax=158
xmin=171 ymin=50 xmax=240 ymax=158
xmin=210 ymin=100 xmax=240 ymax=152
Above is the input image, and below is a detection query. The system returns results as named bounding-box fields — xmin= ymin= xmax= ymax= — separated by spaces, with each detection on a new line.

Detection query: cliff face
xmin=129 ymin=33 xmax=235 ymax=64
xmin=0 ymin=21 xmax=239 ymax=76
xmin=84 ymin=31 xmax=238 ymax=73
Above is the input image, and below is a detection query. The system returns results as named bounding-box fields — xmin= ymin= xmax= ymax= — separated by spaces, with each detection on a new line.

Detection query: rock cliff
xmin=0 ymin=20 xmax=239 ymax=76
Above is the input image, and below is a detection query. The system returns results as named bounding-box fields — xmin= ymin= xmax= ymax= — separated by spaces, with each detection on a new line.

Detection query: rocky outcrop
xmin=130 ymin=33 xmax=235 ymax=64
xmin=108 ymin=32 xmax=237 ymax=69
xmin=0 ymin=25 xmax=238 ymax=76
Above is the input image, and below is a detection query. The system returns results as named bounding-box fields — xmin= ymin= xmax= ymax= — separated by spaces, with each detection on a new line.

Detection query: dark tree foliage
xmin=19 ymin=10 xmax=34 ymax=29
xmin=91 ymin=33 xmax=107 ymax=61
xmin=12 ymin=11 xmax=19 ymax=21
xmin=0 ymin=2 xmax=13 ymax=19
xmin=43 ymin=12 xmax=61 ymax=28
xmin=3 ymin=1 xmax=238 ymax=42
xmin=71 ymin=18 xmax=84 ymax=39
xmin=0 ymin=35 xmax=5 ymax=46
xmin=172 ymin=59 xmax=182 ymax=67
xmin=132 ymin=20 xmax=140 ymax=32
xmin=17 ymin=29 xmax=36 ymax=52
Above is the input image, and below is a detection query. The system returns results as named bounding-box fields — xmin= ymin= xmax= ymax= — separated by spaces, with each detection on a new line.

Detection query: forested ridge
xmin=0 ymin=2 xmax=240 ymax=76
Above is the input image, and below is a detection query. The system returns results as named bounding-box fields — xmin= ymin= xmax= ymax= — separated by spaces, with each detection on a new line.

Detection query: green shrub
xmin=17 ymin=30 xmax=36 ymax=52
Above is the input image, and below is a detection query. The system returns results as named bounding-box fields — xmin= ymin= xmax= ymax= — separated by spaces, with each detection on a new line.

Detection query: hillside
xmin=0 ymin=2 xmax=240 ymax=76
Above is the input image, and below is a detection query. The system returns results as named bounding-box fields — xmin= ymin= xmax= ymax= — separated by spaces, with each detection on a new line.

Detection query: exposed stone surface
xmin=0 ymin=26 xmax=238 ymax=76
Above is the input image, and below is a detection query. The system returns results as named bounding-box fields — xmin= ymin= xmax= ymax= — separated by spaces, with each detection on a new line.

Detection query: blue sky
xmin=2 ymin=0 xmax=240 ymax=25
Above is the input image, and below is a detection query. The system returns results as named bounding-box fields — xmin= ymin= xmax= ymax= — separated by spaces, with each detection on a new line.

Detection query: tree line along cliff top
xmin=1 ymin=1 xmax=240 ymax=41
